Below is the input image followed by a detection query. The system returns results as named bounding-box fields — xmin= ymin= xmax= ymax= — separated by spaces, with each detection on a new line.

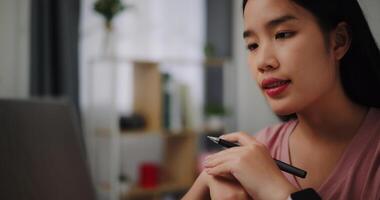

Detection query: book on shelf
xmin=161 ymin=73 xmax=192 ymax=134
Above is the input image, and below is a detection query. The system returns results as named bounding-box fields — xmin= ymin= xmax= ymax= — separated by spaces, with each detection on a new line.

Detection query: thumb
xmin=220 ymin=132 xmax=257 ymax=146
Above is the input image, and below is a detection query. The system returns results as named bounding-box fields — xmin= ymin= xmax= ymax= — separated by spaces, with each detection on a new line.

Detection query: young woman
xmin=182 ymin=0 xmax=380 ymax=199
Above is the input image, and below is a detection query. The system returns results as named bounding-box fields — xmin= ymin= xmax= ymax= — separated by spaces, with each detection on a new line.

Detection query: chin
xmin=268 ymin=101 xmax=298 ymax=116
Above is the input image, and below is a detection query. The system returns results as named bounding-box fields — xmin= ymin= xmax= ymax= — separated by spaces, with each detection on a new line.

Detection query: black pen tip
xmin=207 ymin=136 xmax=219 ymax=144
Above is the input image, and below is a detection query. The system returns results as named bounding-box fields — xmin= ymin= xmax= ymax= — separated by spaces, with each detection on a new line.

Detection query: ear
xmin=330 ymin=22 xmax=351 ymax=60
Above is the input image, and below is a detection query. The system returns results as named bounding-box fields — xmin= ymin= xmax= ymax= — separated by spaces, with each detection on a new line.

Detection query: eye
xmin=275 ymin=31 xmax=295 ymax=39
xmin=247 ymin=43 xmax=259 ymax=52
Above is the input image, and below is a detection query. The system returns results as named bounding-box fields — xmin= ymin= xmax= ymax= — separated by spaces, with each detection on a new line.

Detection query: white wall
xmin=359 ymin=0 xmax=380 ymax=45
xmin=0 ymin=0 xmax=30 ymax=98
xmin=230 ymin=0 xmax=380 ymax=134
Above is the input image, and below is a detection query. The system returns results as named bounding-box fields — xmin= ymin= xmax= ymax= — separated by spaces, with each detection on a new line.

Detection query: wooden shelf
xmin=118 ymin=131 xmax=197 ymax=199
xmin=203 ymin=57 xmax=227 ymax=66
xmin=118 ymin=61 xmax=197 ymax=200
xmin=133 ymin=61 xmax=162 ymax=132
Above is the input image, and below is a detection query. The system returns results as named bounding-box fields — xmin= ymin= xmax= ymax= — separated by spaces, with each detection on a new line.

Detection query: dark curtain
xmin=30 ymin=0 xmax=80 ymax=110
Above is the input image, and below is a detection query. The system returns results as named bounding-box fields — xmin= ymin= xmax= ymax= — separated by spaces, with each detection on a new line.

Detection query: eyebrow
xmin=243 ymin=15 xmax=298 ymax=38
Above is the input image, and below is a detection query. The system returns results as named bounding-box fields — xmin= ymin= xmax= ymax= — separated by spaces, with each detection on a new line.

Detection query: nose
xmin=254 ymin=45 xmax=280 ymax=73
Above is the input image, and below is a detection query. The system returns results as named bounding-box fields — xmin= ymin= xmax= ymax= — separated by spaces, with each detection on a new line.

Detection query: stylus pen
xmin=207 ymin=136 xmax=307 ymax=178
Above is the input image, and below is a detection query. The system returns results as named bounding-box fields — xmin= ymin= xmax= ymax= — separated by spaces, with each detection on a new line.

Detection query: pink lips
xmin=261 ymin=78 xmax=291 ymax=97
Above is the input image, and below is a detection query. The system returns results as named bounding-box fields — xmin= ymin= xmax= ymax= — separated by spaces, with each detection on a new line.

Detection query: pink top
xmin=255 ymin=108 xmax=380 ymax=200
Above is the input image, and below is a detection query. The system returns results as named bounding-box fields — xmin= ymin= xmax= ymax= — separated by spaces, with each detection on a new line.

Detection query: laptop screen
xmin=0 ymin=99 xmax=95 ymax=200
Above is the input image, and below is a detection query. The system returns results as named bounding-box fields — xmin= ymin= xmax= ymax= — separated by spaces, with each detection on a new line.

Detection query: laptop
xmin=0 ymin=99 xmax=95 ymax=200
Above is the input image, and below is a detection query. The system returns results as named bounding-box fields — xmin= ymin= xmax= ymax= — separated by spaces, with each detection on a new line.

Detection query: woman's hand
xmin=208 ymin=175 xmax=252 ymax=200
xmin=181 ymin=171 xmax=210 ymax=200
xmin=182 ymin=170 xmax=252 ymax=200
xmin=203 ymin=132 xmax=297 ymax=200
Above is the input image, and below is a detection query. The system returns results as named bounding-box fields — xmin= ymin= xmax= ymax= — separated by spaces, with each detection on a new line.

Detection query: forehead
xmin=243 ymin=0 xmax=311 ymax=30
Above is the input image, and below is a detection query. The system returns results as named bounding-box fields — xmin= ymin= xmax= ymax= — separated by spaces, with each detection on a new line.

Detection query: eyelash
xmin=247 ymin=43 xmax=259 ymax=51
xmin=246 ymin=31 xmax=296 ymax=52
xmin=275 ymin=31 xmax=295 ymax=39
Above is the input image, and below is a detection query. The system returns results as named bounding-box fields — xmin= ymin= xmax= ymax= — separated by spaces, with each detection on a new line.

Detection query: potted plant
xmin=94 ymin=0 xmax=128 ymax=30
xmin=204 ymin=103 xmax=228 ymax=132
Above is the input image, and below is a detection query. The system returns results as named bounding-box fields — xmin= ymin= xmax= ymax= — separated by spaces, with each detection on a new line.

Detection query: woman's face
xmin=244 ymin=0 xmax=341 ymax=115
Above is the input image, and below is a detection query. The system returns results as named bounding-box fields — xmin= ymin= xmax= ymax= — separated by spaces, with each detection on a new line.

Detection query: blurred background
xmin=0 ymin=0 xmax=379 ymax=199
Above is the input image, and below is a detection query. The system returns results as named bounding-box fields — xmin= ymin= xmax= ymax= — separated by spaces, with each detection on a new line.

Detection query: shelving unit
xmin=85 ymin=56 xmax=201 ymax=200
xmin=120 ymin=134 xmax=196 ymax=200
xmin=132 ymin=61 xmax=162 ymax=132
xmin=119 ymin=61 xmax=197 ymax=200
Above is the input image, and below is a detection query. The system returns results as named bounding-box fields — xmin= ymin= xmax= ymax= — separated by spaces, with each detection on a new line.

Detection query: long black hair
xmin=243 ymin=0 xmax=380 ymax=109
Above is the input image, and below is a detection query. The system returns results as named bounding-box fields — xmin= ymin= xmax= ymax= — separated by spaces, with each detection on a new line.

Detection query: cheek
xmin=279 ymin=30 xmax=333 ymax=82
xmin=272 ymin=32 xmax=338 ymax=113
xmin=289 ymin=49 xmax=337 ymax=109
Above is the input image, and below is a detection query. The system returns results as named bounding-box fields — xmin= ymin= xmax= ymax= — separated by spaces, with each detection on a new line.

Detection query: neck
xmin=296 ymin=86 xmax=368 ymax=143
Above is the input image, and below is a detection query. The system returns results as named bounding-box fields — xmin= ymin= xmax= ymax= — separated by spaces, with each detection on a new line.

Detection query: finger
xmin=209 ymin=174 xmax=240 ymax=186
xmin=205 ymin=147 xmax=242 ymax=164
xmin=206 ymin=162 xmax=234 ymax=177
xmin=220 ymin=132 xmax=259 ymax=146
xmin=204 ymin=151 xmax=235 ymax=168
xmin=214 ymin=173 xmax=236 ymax=182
